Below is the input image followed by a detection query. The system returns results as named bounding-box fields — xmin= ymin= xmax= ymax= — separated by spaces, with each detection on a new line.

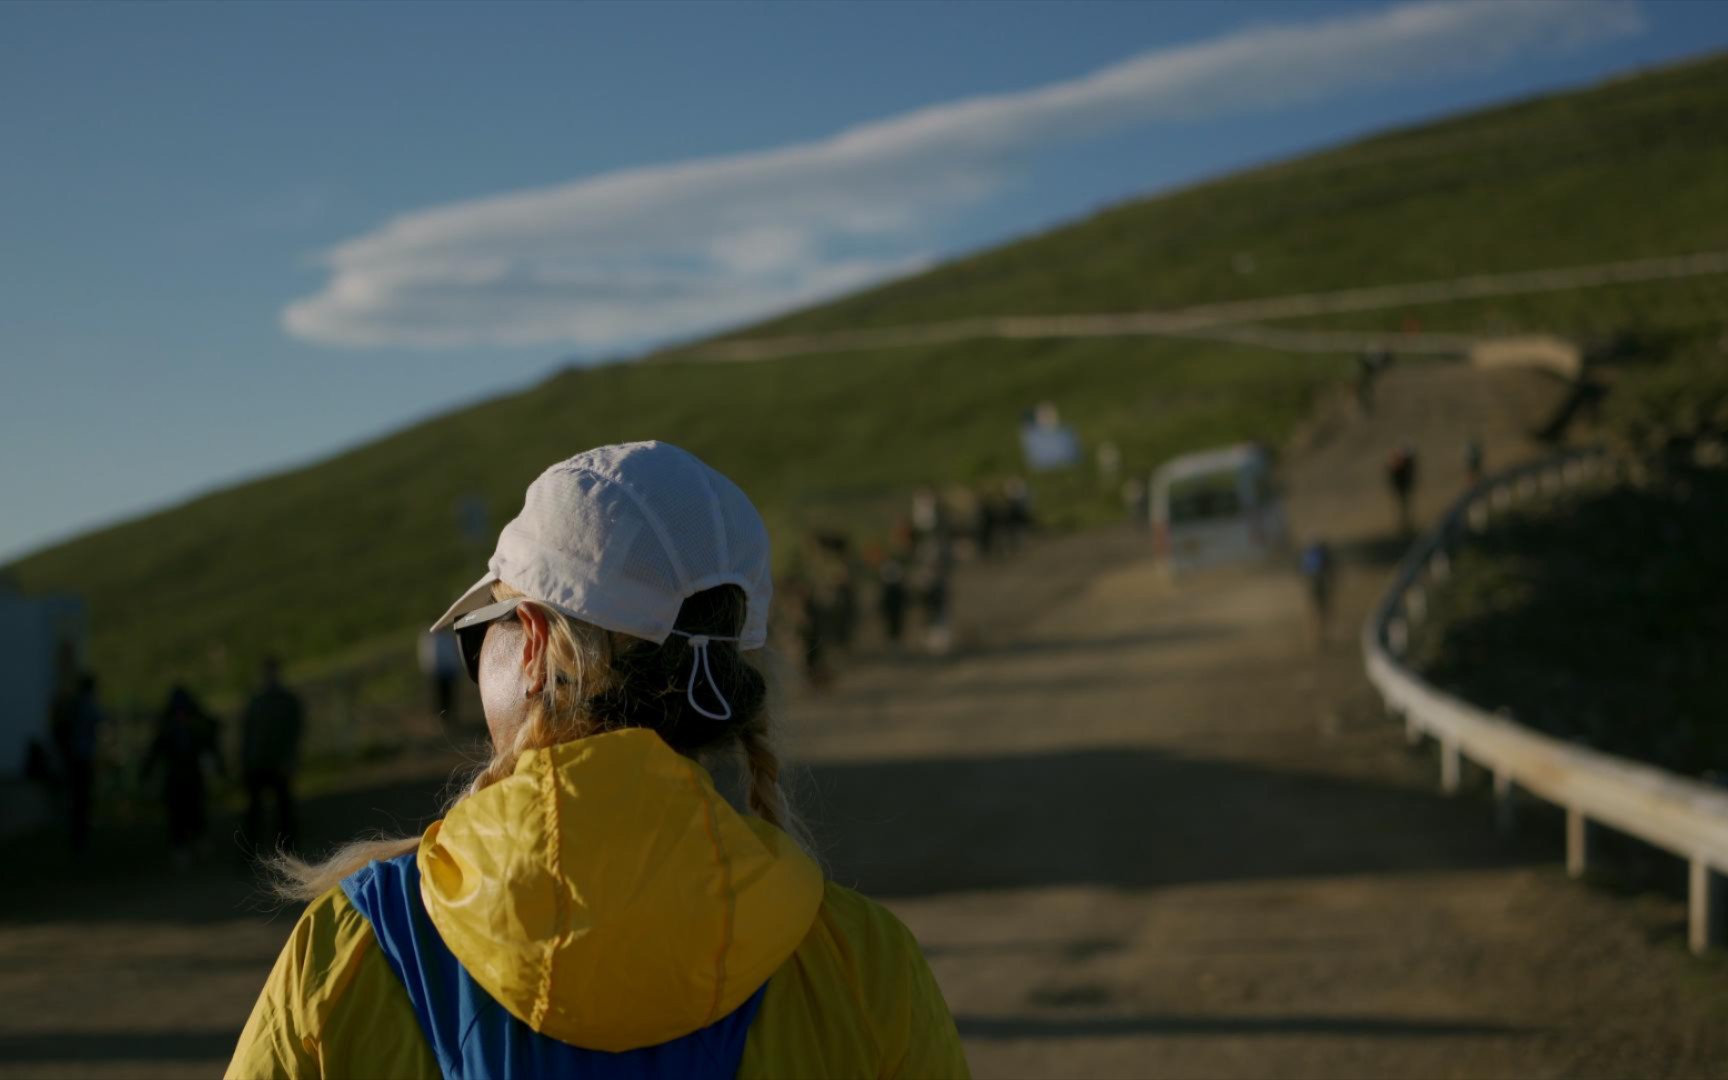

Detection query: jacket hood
xmin=415 ymin=728 xmax=823 ymax=1053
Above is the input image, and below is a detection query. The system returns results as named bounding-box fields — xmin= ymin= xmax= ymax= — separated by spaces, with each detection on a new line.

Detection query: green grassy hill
xmin=728 ymin=51 xmax=1728 ymax=345
xmin=10 ymin=51 xmax=1728 ymax=712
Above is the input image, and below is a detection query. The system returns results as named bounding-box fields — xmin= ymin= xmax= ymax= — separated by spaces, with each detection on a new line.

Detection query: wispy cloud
xmin=283 ymin=0 xmax=1642 ymax=353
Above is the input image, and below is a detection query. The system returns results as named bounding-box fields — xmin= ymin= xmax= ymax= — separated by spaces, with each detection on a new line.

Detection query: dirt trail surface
xmin=4 ymin=364 xmax=1726 ymax=1078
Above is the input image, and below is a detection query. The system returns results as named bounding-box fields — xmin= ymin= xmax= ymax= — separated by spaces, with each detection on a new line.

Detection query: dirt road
xmin=794 ymin=364 xmax=1728 ymax=1078
xmin=4 ymin=364 xmax=1725 ymax=1078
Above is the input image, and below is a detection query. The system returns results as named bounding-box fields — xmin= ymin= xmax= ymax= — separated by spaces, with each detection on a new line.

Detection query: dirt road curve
xmin=794 ymin=365 xmax=1728 ymax=1079
xmin=4 ymin=364 xmax=1726 ymax=1078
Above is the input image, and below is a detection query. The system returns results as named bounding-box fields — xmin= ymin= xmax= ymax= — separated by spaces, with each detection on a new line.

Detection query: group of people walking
xmin=40 ymin=655 xmax=305 ymax=864
xmin=786 ymin=479 xmax=1035 ymax=686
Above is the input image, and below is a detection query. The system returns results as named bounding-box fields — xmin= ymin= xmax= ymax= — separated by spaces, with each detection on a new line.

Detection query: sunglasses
xmin=451 ymin=598 xmax=525 ymax=683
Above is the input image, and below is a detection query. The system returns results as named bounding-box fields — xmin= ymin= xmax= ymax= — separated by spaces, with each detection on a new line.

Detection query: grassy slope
xmin=10 ymin=52 xmax=1728 ymax=707
xmin=11 ymin=341 xmax=1341 ymax=705
xmin=726 ymin=51 xmax=1728 ymax=344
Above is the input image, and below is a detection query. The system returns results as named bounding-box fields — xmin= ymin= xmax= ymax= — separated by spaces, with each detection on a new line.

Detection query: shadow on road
xmin=952 ymin=624 xmax=1239 ymax=662
xmin=1333 ymin=532 xmax=1413 ymax=569
xmin=955 ymin=1013 xmax=1534 ymax=1040
xmin=0 ymin=763 xmax=459 ymax=926
xmin=797 ymin=747 xmax=1536 ymax=900
xmin=0 ymin=1029 xmax=239 ymax=1065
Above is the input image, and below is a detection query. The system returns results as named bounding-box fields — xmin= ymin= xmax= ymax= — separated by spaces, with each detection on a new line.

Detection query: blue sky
xmin=2 ymin=1 xmax=1725 ymax=563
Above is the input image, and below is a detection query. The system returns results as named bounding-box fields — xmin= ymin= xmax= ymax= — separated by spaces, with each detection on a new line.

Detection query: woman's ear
xmin=516 ymin=602 xmax=551 ymax=696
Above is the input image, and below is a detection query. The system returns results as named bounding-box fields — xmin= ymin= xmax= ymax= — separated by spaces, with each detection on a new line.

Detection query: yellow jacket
xmin=227 ymin=729 xmax=968 ymax=1079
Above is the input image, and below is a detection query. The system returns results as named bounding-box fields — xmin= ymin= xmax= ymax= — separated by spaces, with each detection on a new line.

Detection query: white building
xmin=0 ymin=582 xmax=85 ymax=834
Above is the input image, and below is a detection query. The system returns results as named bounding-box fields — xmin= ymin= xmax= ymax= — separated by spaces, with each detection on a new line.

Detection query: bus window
xmin=1167 ymin=471 xmax=1242 ymax=524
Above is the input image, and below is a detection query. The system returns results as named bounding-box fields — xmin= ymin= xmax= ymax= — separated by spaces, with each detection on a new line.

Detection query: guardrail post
xmin=1404 ymin=714 xmax=1423 ymax=746
xmin=1566 ymin=809 xmax=1592 ymax=879
xmin=1430 ymin=548 xmax=1451 ymax=583
xmin=1440 ymin=738 xmax=1462 ymax=795
xmin=1388 ymin=617 xmax=1408 ymax=658
xmin=1690 ymin=859 xmax=1726 ymax=954
xmin=1406 ymin=584 xmax=1427 ymax=625
xmin=1493 ymin=770 xmax=1516 ymax=834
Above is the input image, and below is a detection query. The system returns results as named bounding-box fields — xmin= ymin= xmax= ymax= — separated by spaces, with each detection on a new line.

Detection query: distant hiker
xmin=1122 ymin=475 xmax=1151 ymax=530
xmin=1355 ymin=346 xmax=1390 ymax=414
xmin=809 ymin=531 xmax=858 ymax=653
xmin=1464 ymin=437 xmax=1485 ymax=486
xmin=1300 ymin=540 xmax=1336 ymax=647
xmin=418 ymin=629 xmax=462 ymax=731
xmin=230 ymin=442 xmax=967 ymax=1079
xmin=1387 ymin=443 xmax=1419 ymax=536
xmin=977 ymin=488 xmax=1007 ymax=557
xmin=240 ymin=656 xmax=304 ymax=855
xmin=142 ymin=683 xmax=221 ymax=866
xmin=910 ymin=486 xmax=945 ymax=547
xmin=784 ymin=574 xmax=832 ymax=690
xmin=914 ymin=556 xmax=953 ymax=657
xmin=1002 ymin=477 xmax=1034 ymax=553
xmin=878 ymin=552 xmax=909 ymax=647
xmin=52 ymin=671 xmax=104 ymax=852
xmin=907 ymin=495 xmax=956 ymax=655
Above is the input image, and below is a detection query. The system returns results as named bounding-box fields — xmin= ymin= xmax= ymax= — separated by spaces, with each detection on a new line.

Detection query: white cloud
xmin=283 ymin=0 xmax=1642 ymax=353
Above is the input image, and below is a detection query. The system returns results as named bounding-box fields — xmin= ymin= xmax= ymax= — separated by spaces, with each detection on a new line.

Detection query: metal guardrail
xmin=1361 ymin=448 xmax=1728 ymax=954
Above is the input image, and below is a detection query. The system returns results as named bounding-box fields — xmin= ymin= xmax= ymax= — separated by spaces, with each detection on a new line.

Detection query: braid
xmin=738 ymin=722 xmax=786 ymax=830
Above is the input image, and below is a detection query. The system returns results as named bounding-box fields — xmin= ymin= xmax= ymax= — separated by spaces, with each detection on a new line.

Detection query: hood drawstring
xmin=669 ymin=631 xmax=735 ymax=721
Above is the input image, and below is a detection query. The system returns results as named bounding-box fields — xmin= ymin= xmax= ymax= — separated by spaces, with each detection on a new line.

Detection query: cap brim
xmin=429 ymin=570 xmax=500 ymax=633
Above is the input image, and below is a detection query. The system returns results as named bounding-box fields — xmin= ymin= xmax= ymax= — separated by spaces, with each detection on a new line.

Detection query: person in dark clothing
xmin=1000 ymin=478 xmax=1034 ymax=554
xmin=877 ymin=555 xmax=909 ymax=647
xmin=241 ymin=656 xmax=305 ymax=855
xmin=975 ymin=491 xmax=1003 ymax=559
xmin=52 ymin=672 xmax=104 ymax=852
xmin=1387 ymin=444 xmax=1419 ymax=536
xmin=810 ymin=533 xmax=858 ymax=654
xmin=143 ymin=683 xmax=222 ymax=865
xmin=1356 ymin=346 xmax=1392 ymax=414
xmin=908 ymin=490 xmax=956 ymax=655
xmin=1464 ymin=437 xmax=1485 ymax=486
xmin=1300 ymin=540 xmax=1336 ymax=648
xmin=781 ymin=576 xmax=832 ymax=691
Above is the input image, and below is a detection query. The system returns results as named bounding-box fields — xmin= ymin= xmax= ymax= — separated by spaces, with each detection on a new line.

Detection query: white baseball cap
xmin=430 ymin=442 xmax=773 ymax=650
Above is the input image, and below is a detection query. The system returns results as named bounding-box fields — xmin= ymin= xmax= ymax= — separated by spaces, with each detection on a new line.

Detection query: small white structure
xmin=1151 ymin=443 xmax=1288 ymax=576
xmin=0 ymin=582 xmax=84 ymax=836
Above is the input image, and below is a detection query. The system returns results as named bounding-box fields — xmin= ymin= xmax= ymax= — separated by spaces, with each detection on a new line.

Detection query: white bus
xmin=1151 ymin=443 xmax=1288 ymax=576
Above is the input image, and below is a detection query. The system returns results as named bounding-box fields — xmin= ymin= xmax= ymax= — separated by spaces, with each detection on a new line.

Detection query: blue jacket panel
xmin=341 ymin=854 xmax=767 ymax=1080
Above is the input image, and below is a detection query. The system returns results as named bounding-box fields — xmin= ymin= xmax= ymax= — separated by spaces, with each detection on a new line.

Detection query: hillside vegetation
xmin=728 ymin=51 xmax=1728 ymax=346
xmin=1412 ymin=459 xmax=1728 ymax=778
xmin=10 ymin=52 xmax=1728 ymax=708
